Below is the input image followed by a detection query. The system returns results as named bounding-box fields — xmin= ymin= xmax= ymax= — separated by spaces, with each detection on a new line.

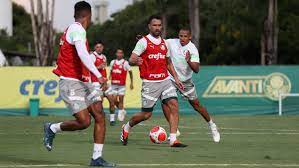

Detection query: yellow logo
xmin=203 ymin=72 xmax=291 ymax=101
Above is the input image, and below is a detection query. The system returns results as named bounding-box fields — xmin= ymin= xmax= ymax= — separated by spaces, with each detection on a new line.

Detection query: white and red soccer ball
xmin=149 ymin=126 xmax=167 ymax=144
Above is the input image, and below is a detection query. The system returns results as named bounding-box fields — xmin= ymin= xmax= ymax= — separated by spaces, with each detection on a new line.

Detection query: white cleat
xmin=209 ymin=123 xmax=220 ymax=142
xmin=118 ymin=110 xmax=126 ymax=122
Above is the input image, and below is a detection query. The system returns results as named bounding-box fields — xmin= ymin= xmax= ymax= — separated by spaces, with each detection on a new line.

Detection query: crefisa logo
xmin=203 ymin=72 xmax=291 ymax=101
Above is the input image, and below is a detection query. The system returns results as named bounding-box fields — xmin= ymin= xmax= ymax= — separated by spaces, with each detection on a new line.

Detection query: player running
xmin=164 ymin=27 xmax=220 ymax=142
xmin=43 ymin=1 xmax=115 ymax=167
xmin=120 ymin=15 xmax=187 ymax=147
xmin=108 ymin=49 xmax=133 ymax=125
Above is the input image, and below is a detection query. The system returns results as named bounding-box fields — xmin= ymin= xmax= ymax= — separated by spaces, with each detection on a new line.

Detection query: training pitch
xmin=0 ymin=115 xmax=299 ymax=168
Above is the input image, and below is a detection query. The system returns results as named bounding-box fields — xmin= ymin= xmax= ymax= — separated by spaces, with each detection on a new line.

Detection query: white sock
xmin=92 ymin=143 xmax=103 ymax=160
xmin=110 ymin=114 xmax=115 ymax=122
xmin=208 ymin=120 xmax=214 ymax=126
xmin=169 ymin=133 xmax=177 ymax=145
xmin=124 ymin=122 xmax=131 ymax=132
xmin=50 ymin=122 xmax=62 ymax=133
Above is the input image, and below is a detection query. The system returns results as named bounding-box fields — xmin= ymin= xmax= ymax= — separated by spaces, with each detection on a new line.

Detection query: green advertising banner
xmin=171 ymin=66 xmax=299 ymax=115
xmin=0 ymin=66 xmax=298 ymax=116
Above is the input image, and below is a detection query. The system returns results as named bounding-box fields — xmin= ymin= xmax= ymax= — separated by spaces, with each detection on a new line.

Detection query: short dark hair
xmin=180 ymin=27 xmax=192 ymax=33
xmin=74 ymin=1 xmax=91 ymax=19
xmin=147 ymin=15 xmax=162 ymax=24
xmin=95 ymin=40 xmax=104 ymax=46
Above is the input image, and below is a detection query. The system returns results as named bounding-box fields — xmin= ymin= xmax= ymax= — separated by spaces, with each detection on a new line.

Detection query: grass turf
xmin=0 ymin=115 xmax=299 ymax=168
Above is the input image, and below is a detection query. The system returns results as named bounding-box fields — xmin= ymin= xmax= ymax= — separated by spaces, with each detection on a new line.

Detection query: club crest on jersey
xmin=160 ymin=44 xmax=166 ymax=50
xmin=59 ymin=39 xmax=64 ymax=46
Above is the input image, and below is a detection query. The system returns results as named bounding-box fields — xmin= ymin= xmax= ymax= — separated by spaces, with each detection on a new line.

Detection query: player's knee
xmin=167 ymin=99 xmax=178 ymax=109
xmin=79 ymin=119 xmax=91 ymax=129
xmin=144 ymin=112 xmax=152 ymax=120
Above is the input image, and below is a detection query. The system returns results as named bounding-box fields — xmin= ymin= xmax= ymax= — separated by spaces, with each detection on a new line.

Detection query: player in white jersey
xmin=163 ymin=27 xmax=220 ymax=142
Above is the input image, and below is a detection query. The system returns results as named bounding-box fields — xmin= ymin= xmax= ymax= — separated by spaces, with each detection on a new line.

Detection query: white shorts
xmin=107 ymin=84 xmax=126 ymax=96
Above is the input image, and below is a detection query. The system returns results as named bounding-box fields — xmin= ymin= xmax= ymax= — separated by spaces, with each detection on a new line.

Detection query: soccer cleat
xmin=120 ymin=124 xmax=129 ymax=145
xmin=209 ymin=123 xmax=220 ymax=142
xmin=117 ymin=110 xmax=126 ymax=122
xmin=110 ymin=121 xmax=116 ymax=126
xmin=90 ymin=157 xmax=116 ymax=167
xmin=170 ymin=140 xmax=188 ymax=148
xmin=43 ymin=123 xmax=56 ymax=151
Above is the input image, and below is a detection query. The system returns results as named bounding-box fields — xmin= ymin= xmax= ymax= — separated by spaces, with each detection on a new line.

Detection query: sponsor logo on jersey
xmin=112 ymin=69 xmax=122 ymax=74
xmin=149 ymin=73 xmax=166 ymax=79
xmin=203 ymin=72 xmax=291 ymax=101
xmin=148 ymin=53 xmax=166 ymax=60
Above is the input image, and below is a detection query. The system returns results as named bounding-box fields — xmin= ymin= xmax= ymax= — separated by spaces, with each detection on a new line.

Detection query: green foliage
xmin=87 ymin=0 xmax=299 ymax=65
xmin=0 ymin=3 xmax=33 ymax=53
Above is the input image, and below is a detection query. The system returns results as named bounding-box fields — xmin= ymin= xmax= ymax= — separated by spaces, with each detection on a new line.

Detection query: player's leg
xmin=161 ymin=80 xmax=187 ymax=147
xmin=43 ymin=80 xmax=93 ymax=151
xmin=121 ymin=111 xmax=153 ymax=145
xmin=189 ymin=98 xmax=220 ymax=142
xmin=189 ymin=98 xmax=210 ymax=122
xmin=107 ymin=94 xmax=116 ymax=126
xmin=87 ymin=83 xmax=116 ymax=167
xmin=107 ymin=85 xmax=117 ymax=125
xmin=162 ymin=103 xmax=181 ymax=137
xmin=182 ymin=79 xmax=220 ymax=142
xmin=117 ymin=88 xmax=127 ymax=121
xmin=120 ymin=82 xmax=156 ymax=145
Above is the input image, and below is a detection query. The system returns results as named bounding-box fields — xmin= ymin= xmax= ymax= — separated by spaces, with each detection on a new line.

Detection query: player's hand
xmin=98 ymin=77 xmax=107 ymax=84
xmin=101 ymin=82 xmax=108 ymax=91
xmin=136 ymin=57 xmax=143 ymax=66
xmin=96 ymin=63 xmax=106 ymax=69
xmin=175 ymin=79 xmax=185 ymax=91
xmin=130 ymin=83 xmax=134 ymax=90
xmin=185 ymin=50 xmax=191 ymax=62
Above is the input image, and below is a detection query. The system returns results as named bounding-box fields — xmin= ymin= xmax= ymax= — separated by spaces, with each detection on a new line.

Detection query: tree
xmin=261 ymin=0 xmax=278 ymax=65
xmin=30 ymin=0 xmax=55 ymax=66
xmin=188 ymin=0 xmax=200 ymax=48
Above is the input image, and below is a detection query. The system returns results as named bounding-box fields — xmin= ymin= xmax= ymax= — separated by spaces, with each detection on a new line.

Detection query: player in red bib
xmin=120 ymin=15 xmax=187 ymax=147
xmin=43 ymin=1 xmax=115 ymax=167
xmin=107 ymin=49 xmax=133 ymax=126
xmin=90 ymin=41 xmax=114 ymax=104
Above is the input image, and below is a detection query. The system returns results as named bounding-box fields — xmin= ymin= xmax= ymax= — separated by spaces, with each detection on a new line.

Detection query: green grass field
xmin=0 ymin=115 xmax=299 ymax=168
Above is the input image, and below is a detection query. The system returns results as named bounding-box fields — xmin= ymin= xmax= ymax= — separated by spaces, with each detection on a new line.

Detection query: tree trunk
xmin=261 ymin=0 xmax=278 ymax=65
xmin=30 ymin=0 xmax=55 ymax=66
xmin=188 ymin=0 xmax=200 ymax=49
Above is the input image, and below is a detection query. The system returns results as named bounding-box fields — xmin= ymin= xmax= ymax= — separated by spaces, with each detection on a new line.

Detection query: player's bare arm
xmin=166 ymin=57 xmax=184 ymax=90
xmin=129 ymin=70 xmax=134 ymax=90
xmin=185 ymin=50 xmax=200 ymax=73
xmin=129 ymin=53 xmax=143 ymax=66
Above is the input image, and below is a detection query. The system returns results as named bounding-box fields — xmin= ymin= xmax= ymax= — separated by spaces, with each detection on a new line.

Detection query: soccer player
xmin=92 ymin=41 xmax=115 ymax=126
xmin=43 ymin=1 xmax=115 ymax=167
xmin=163 ymin=27 xmax=220 ymax=142
xmin=108 ymin=49 xmax=133 ymax=125
xmin=120 ymin=15 xmax=187 ymax=147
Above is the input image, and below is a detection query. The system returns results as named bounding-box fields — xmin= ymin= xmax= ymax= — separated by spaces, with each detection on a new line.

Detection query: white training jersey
xmin=166 ymin=38 xmax=200 ymax=82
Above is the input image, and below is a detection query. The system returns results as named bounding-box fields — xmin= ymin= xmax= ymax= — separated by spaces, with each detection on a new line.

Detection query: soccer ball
xmin=149 ymin=126 xmax=167 ymax=144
